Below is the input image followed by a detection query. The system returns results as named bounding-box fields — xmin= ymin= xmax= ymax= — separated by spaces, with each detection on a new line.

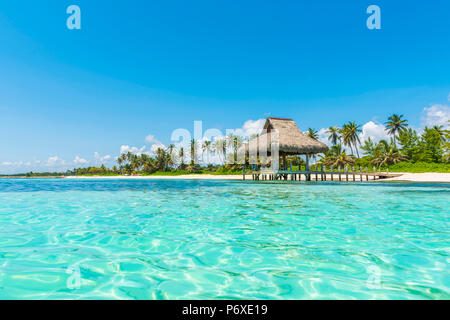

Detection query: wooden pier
xmin=243 ymin=165 xmax=401 ymax=182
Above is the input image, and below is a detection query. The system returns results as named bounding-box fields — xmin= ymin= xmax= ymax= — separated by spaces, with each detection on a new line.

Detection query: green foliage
xmin=306 ymin=128 xmax=319 ymax=140
xmin=319 ymin=144 xmax=355 ymax=167
xmin=384 ymin=162 xmax=450 ymax=173
xmin=340 ymin=122 xmax=362 ymax=157
xmin=385 ymin=114 xmax=408 ymax=147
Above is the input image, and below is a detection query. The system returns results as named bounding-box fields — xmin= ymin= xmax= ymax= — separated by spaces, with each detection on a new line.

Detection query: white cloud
xmin=74 ymin=156 xmax=88 ymax=165
xmin=227 ymin=119 xmax=265 ymax=138
xmin=150 ymin=143 xmax=167 ymax=154
xmin=317 ymin=128 xmax=329 ymax=145
xmin=359 ymin=121 xmax=389 ymax=143
xmin=422 ymin=104 xmax=450 ymax=128
xmin=241 ymin=119 xmax=266 ymax=137
xmin=46 ymin=156 xmax=65 ymax=166
xmin=145 ymin=134 xmax=161 ymax=145
xmin=120 ymin=145 xmax=147 ymax=155
xmin=94 ymin=152 xmax=111 ymax=164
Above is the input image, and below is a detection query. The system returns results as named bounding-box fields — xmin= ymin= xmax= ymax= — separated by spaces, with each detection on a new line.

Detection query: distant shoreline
xmin=1 ymin=173 xmax=449 ymax=182
xmin=58 ymin=173 xmax=450 ymax=182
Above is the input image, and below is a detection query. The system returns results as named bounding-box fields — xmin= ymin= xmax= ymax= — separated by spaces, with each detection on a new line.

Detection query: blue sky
xmin=0 ymin=1 xmax=449 ymax=173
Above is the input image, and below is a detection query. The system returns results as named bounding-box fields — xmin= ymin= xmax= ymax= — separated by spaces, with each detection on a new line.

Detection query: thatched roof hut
xmin=240 ymin=117 xmax=329 ymax=156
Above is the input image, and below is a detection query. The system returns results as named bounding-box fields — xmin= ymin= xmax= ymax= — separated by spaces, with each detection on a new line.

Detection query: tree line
xmin=30 ymin=114 xmax=448 ymax=176
xmin=305 ymin=115 xmax=449 ymax=168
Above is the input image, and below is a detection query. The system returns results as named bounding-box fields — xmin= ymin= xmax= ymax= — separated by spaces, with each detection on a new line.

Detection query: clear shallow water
xmin=0 ymin=179 xmax=448 ymax=300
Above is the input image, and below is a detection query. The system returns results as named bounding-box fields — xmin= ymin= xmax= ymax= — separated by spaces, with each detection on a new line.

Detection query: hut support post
xmin=305 ymin=154 xmax=311 ymax=181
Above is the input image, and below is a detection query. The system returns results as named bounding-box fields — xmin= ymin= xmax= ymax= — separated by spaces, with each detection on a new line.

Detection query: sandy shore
xmin=64 ymin=173 xmax=450 ymax=182
xmin=381 ymin=172 xmax=450 ymax=182
xmin=65 ymin=174 xmax=247 ymax=180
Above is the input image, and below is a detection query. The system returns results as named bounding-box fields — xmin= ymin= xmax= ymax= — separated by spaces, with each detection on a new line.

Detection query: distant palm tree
xmin=443 ymin=123 xmax=450 ymax=163
xmin=202 ymin=140 xmax=212 ymax=165
xmin=385 ymin=114 xmax=408 ymax=148
xmin=167 ymin=144 xmax=175 ymax=156
xmin=326 ymin=126 xmax=340 ymax=145
xmin=190 ymin=139 xmax=197 ymax=165
xmin=227 ymin=133 xmax=243 ymax=164
xmin=306 ymin=128 xmax=318 ymax=140
xmin=179 ymin=147 xmax=185 ymax=168
xmin=155 ymin=148 xmax=170 ymax=171
xmin=432 ymin=125 xmax=445 ymax=141
xmin=213 ymin=139 xmax=226 ymax=164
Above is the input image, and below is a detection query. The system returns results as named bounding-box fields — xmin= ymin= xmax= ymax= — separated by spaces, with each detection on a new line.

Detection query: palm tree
xmin=319 ymin=144 xmax=355 ymax=167
xmin=226 ymin=133 xmax=236 ymax=164
xmin=167 ymin=144 xmax=175 ymax=156
xmin=179 ymin=147 xmax=185 ymax=169
xmin=432 ymin=125 xmax=445 ymax=141
xmin=443 ymin=123 xmax=450 ymax=163
xmin=226 ymin=133 xmax=243 ymax=164
xmin=370 ymin=146 xmax=408 ymax=167
xmin=326 ymin=126 xmax=340 ymax=145
xmin=213 ymin=138 xmax=226 ymax=164
xmin=306 ymin=128 xmax=318 ymax=140
xmin=117 ymin=153 xmax=126 ymax=166
xmin=190 ymin=139 xmax=197 ymax=165
xmin=385 ymin=114 xmax=408 ymax=148
xmin=361 ymin=137 xmax=376 ymax=157
xmin=202 ymin=140 xmax=212 ymax=165
xmin=340 ymin=124 xmax=353 ymax=156
xmin=129 ymin=152 xmax=140 ymax=173
xmin=341 ymin=122 xmax=362 ymax=158
xmin=167 ymin=144 xmax=176 ymax=168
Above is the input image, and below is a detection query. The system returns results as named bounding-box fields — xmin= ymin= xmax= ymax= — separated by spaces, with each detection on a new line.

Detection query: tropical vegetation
xmin=3 ymin=116 xmax=449 ymax=177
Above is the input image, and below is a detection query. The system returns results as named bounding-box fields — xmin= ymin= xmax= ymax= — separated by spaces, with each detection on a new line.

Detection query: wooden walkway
xmin=243 ymin=165 xmax=401 ymax=182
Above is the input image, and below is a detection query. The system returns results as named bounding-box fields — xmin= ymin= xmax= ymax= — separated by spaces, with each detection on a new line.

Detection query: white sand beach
xmin=65 ymin=175 xmax=247 ymax=180
xmin=381 ymin=172 xmax=450 ymax=182
xmin=64 ymin=173 xmax=450 ymax=182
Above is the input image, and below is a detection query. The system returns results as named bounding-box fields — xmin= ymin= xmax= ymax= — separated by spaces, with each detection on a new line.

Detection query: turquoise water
xmin=0 ymin=179 xmax=448 ymax=300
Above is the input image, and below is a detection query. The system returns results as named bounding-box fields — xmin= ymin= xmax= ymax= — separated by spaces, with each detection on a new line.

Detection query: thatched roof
xmin=240 ymin=117 xmax=329 ymax=155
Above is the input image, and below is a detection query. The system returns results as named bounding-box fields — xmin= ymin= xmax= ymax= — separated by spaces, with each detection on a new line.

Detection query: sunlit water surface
xmin=0 ymin=179 xmax=448 ymax=299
